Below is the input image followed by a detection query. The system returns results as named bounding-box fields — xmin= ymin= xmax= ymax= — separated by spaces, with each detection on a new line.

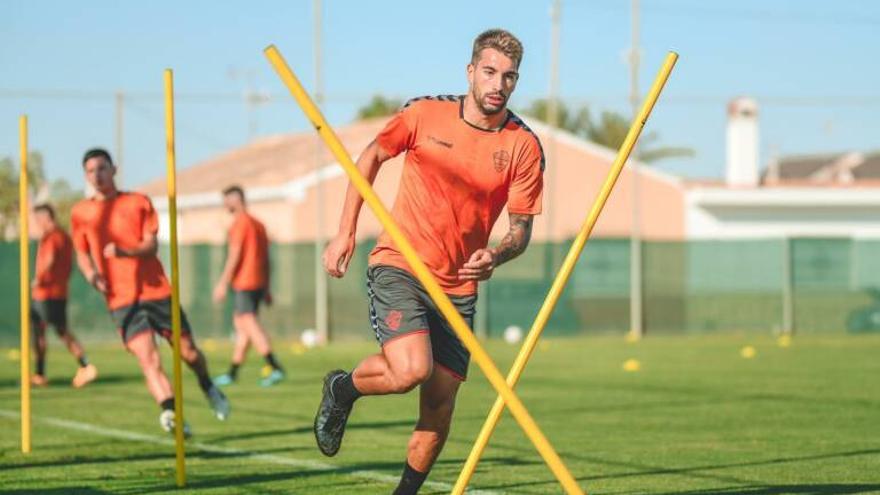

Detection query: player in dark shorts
xmin=30 ymin=203 xmax=96 ymax=388
xmin=72 ymin=148 xmax=230 ymax=437
xmin=212 ymin=185 xmax=284 ymax=387
xmin=316 ymin=29 xmax=544 ymax=494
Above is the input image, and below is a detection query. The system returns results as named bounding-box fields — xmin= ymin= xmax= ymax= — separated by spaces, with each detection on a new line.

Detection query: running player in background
xmin=30 ymin=203 xmax=97 ymax=388
xmin=212 ymin=185 xmax=284 ymax=387
xmin=72 ymin=148 xmax=230 ymax=436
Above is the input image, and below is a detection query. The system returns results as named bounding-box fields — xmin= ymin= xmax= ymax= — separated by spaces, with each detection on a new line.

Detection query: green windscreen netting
xmin=2 ymin=237 xmax=878 ymax=344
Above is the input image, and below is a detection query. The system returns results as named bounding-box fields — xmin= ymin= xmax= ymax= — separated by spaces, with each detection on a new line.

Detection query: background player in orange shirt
xmin=315 ymin=29 xmax=544 ymax=494
xmin=72 ymin=148 xmax=230 ymax=436
xmin=30 ymin=203 xmax=97 ymax=388
xmin=212 ymin=185 xmax=284 ymax=387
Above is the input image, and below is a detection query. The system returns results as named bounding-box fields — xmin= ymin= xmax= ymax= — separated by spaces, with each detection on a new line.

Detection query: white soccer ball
xmin=301 ymin=329 xmax=318 ymax=348
xmin=503 ymin=325 xmax=523 ymax=344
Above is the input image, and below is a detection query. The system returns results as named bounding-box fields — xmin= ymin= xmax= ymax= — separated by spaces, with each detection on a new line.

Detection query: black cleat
xmin=314 ymin=369 xmax=353 ymax=457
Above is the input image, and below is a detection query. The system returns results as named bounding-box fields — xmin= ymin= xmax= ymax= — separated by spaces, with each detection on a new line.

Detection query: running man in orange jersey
xmin=72 ymin=148 xmax=230 ymax=437
xmin=30 ymin=203 xmax=97 ymax=388
xmin=212 ymin=185 xmax=285 ymax=387
xmin=314 ymin=29 xmax=544 ymax=494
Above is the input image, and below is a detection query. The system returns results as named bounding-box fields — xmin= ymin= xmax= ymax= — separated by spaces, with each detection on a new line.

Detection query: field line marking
xmin=0 ymin=409 xmax=501 ymax=494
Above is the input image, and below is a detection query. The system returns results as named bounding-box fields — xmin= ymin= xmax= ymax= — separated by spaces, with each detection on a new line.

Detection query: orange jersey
xmin=229 ymin=212 xmax=269 ymax=291
xmin=33 ymin=228 xmax=73 ymax=300
xmin=71 ymin=192 xmax=171 ymax=310
xmin=370 ymin=95 xmax=544 ymax=296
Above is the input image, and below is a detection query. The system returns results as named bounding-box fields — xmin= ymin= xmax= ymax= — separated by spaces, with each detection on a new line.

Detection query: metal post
xmin=313 ymin=0 xmax=329 ymax=344
xmin=546 ymin=0 xmax=561 ymax=274
xmin=115 ymin=91 xmax=124 ymax=187
xmin=628 ymin=0 xmax=644 ymax=339
xmin=782 ymin=236 xmax=794 ymax=335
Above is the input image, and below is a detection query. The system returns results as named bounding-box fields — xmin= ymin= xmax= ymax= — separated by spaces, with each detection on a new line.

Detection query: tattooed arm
xmin=458 ymin=213 xmax=534 ymax=281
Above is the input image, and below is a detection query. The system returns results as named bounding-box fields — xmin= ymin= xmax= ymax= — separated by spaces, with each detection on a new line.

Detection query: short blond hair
xmin=471 ymin=29 xmax=523 ymax=68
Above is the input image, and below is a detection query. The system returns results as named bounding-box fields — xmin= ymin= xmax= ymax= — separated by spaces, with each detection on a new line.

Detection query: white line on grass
xmin=0 ymin=409 xmax=501 ymax=494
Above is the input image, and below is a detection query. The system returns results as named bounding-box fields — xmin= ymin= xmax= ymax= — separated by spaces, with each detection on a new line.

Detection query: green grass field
xmin=1 ymin=334 xmax=879 ymax=494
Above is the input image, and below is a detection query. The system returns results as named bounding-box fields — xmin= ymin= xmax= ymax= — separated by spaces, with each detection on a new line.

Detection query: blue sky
xmin=2 ymin=0 xmax=877 ymax=189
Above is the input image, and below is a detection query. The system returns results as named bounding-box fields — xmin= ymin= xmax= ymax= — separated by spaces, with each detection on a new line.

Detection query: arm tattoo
xmin=493 ymin=213 xmax=533 ymax=267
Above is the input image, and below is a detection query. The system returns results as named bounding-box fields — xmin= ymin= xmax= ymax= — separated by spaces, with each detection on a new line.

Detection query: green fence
xmin=2 ymin=238 xmax=880 ymax=345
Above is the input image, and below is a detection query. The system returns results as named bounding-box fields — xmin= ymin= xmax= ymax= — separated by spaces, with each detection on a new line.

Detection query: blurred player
xmin=30 ymin=203 xmax=97 ymax=388
xmin=72 ymin=148 xmax=230 ymax=436
xmin=315 ymin=29 xmax=543 ymax=494
xmin=212 ymin=185 xmax=284 ymax=387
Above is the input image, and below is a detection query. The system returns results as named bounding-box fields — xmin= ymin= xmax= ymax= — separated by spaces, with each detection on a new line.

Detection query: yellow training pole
xmin=19 ymin=115 xmax=31 ymax=454
xmin=264 ymin=44 xmax=584 ymax=495
xmin=452 ymin=51 xmax=679 ymax=494
xmin=163 ymin=68 xmax=187 ymax=488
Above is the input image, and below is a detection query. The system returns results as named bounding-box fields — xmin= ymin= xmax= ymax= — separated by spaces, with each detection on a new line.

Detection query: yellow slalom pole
xmin=19 ymin=115 xmax=31 ymax=454
xmin=452 ymin=51 xmax=679 ymax=494
xmin=264 ymin=44 xmax=584 ymax=495
xmin=163 ymin=68 xmax=187 ymax=488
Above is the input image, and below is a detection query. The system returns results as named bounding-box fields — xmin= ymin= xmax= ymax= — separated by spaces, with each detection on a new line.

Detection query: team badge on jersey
xmin=493 ymin=150 xmax=511 ymax=172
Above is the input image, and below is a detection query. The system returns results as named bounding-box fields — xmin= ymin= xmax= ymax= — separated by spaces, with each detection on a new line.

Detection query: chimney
xmin=726 ymin=97 xmax=759 ymax=187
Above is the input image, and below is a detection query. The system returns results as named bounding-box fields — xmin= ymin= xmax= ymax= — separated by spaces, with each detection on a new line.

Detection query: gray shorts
xmin=234 ymin=288 xmax=265 ymax=315
xmin=366 ymin=265 xmax=477 ymax=381
xmin=31 ymin=299 xmax=68 ymax=332
xmin=111 ymin=298 xmax=193 ymax=344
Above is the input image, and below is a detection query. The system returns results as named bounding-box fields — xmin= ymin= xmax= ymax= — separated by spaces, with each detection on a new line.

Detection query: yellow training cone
xmin=622 ymin=359 xmax=641 ymax=372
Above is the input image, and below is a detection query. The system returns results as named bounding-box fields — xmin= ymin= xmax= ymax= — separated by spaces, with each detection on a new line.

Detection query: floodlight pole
xmin=115 ymin=91 xmax=124 ymax=188
xmin=313 ymin=0 xmax=329 ymax=344
xmin=629 ymin=0 xmax=644 ymax=339
xmin=546 ymin=0 xmax=561 ymax=273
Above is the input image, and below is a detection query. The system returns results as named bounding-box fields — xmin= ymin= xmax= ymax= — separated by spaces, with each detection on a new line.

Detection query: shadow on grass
xmin=209 ymin=418 xmax=417 ymax=444
xmin=0 ymin=446 xmax=301 ymax=472
xmin=647 ymin=484 xmax=880 ymax=495
xmin=3 ymin=489 xmax=113 ymax=494
xmin=117 ymin=456 xmax=526 ymax=494
xmin=0 ymin=373 xmax=144 ymax=390
xmin=474 ymin=448 xmax=880 ymax=493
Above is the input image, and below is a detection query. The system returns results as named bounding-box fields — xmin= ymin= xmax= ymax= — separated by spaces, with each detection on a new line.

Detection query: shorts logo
xmin=385 ymin=310 xmax=403 ymax=331
xmin=493 ymin=150 xmax=510 ymax=172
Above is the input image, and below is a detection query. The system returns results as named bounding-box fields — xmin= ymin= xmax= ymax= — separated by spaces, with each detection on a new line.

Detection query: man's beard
xmin=473 ymin=87 xmax=508 ymax=116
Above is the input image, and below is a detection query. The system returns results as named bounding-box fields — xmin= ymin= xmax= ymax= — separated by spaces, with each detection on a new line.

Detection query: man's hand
xmin=91 ymin=273 xmax=109 ymax=294
xmin=212 ymin=282 xmax=227 ymax=304
xmin=458 ymin=248 xmax=496 ymax=282
xmin=103 ymin=242 xmax=119 ymax=258
xmin=323 ymin=233 xmax=355 ymax=278
xmin=31 ymin=279 xmax=39 ymax=291
xmin=263 ymin=290 xmax=273 ymax=307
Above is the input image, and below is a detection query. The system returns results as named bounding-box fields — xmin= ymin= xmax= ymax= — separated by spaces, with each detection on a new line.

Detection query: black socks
xmin=393 ymin=462 xmax=428 ymax=495
xmin=330 ymin=371 xmax=362 ymax=407
xmin=227 ymin=363 xmax=241 ymax=380
xmin=160 ymin=398 xmax=175 ymax=412
xmin=264 ymin=352 xmax=283 ymax=371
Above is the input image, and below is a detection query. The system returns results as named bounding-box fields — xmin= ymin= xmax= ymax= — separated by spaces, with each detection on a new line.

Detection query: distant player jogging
xmin=72 ymin=148 xmax=230 ymax=437
xmin=212 ymin=185 xmax=285 ymax=387
xmin=315 ymin=29 xmax=544 ymax=494
xmin=29 ymin=203 xmax=97 ymax=388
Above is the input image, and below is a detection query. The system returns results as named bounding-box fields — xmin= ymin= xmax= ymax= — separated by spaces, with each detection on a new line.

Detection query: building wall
xmin=685 ymin=188 xmax=880 ymax=239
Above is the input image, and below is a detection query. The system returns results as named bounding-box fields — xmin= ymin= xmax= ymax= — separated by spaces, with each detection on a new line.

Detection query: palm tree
xmin=523 ymin=98 xmax=693 ymax=163
xmin=356 ymin=95 xmax=403 ymax=120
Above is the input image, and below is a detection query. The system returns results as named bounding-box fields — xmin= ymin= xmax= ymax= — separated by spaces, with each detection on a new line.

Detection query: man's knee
xmin=54 ymin=326 xmax=71 ymax=339
xmin=178 ymin=335 xmax=201 ymax=363
xmin=390 ymin=360 xmax=433 ymax=393
xmin=129 ymin=341 xmax=161 ymax=370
